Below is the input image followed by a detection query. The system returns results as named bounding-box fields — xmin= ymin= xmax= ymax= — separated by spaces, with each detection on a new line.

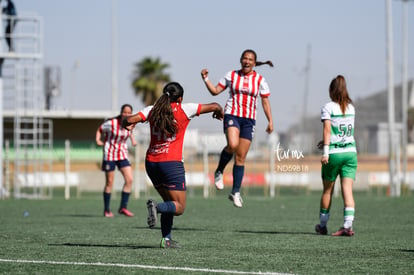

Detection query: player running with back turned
xmin=123 ymin=82 xmax=223 ymax=248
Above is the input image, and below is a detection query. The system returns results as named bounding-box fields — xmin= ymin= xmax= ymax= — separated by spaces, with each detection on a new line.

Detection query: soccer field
xmin=0 ymin=191 xmax=413 ymax=274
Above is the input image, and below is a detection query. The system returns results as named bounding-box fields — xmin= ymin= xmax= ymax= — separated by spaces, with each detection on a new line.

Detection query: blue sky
xmin=15 ymin=0 xmax=414 ymax=132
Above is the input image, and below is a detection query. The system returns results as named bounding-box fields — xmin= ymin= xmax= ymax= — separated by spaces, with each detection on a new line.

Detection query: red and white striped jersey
xmin=99 ymin=117 xmax=131 ymax=161
xmin=218 ymin=70 xmax=270 ymax=120
xmin=138 ymin=102 xmax=201 ymax=162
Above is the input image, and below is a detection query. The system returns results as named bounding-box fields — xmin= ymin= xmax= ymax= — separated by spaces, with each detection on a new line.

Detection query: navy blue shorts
xmin=223 ymin=114 xmax=256 ymax=141
xmin=145 ymin=160 xmax=186 ymax=191
xmin=101 ymin=159 xmax=131 ymax=172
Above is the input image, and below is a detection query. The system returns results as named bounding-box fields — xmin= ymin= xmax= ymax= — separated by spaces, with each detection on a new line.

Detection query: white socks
xmin=343 ymin=207 xmax=355 ymax=229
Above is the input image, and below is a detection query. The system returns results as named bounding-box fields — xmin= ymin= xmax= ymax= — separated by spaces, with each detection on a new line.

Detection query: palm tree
xmin=131 ymin=57 xmax=171 ymax=105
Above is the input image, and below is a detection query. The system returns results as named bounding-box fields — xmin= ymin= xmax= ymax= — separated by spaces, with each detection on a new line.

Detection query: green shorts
xmin=321 ymin=152 xmax=357 ymax=181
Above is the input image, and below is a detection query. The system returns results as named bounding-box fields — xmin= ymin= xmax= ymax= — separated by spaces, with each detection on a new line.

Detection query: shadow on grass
xmin=63 ymin=214 xmax=100 ymax=218
xmin=62 ymin=214 xmax=141 ymax=218
xmin=152 ymin=226 xmax=315 ymax=235
xmin=48 ymin=243 xmax=154 ymax=249
xmin=237 ymin=230 xmax=316 ymax=236
xmin=135 ymin=226 xmax=210 ymax=232
xmin=400 ymin=249 xmax=414 ymax=253
xmin=143 ymin=227 xmax=314 ymax=235
xmin=174 ymin=227 xmax=209 ymax=232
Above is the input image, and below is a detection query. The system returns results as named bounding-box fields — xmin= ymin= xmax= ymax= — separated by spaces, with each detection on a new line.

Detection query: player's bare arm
xmin=122 ymin=113 xmax=143 ymax=130
xmin=321 ymin=119 xmax=331 ymax=165
xmin=261 ymin=97 xmax=273 ymax=134
xmin=95 ymin=128 xmax=104 ymax=146
xmin=200 ymin=102 xmax=224 ymax=121
xmin=130 ymin=133 xmax=137 ymax=147
xmin=200 ymin=68 xmax=224 ymax=96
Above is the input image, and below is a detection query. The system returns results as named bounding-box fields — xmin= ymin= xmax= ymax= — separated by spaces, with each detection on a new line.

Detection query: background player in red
xmin=123 ymin=82 xmax=223 ymax=248
xmin=96 ymin=104 xmax=137 ymax=217
xmin=200 ymin=49 xmax=274 ymax=208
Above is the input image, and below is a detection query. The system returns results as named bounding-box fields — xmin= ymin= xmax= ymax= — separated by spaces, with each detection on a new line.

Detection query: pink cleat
xmin=332 ymin=227 xmax=354 ymax=237
xmin=118 ymin=208 xmax=134 ymax=217
xmin=104 ymin=211 xmax=114 ymax=218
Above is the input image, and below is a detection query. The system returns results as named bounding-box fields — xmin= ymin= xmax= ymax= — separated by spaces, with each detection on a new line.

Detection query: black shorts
xmin=101 ymin=159 xmax=130 ymax=172
xmin=145 ymin=160 xmax=186 ymax=191
xmin=223 ymin=114 xmax=256 ymax=141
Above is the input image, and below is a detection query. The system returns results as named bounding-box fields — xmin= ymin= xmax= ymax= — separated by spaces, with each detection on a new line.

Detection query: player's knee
xmin=226 ymin=141 xmax=239 ymax=151
xmin=234 ymin=153 xmax=247 ymax=165
xmin=124 ymin=178 xmax=133 ymax=186
xmin=175 ymin=204 xmax=186 ymax=216
xmin=228 ymin=145 xmax=238 ymax=152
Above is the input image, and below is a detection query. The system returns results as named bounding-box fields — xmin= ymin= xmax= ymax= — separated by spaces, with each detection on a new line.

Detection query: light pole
xmin=300 ymin=44 xmax=311 ymax=152
xmin=401 ymin=0 xmax=411 ymax=192
xmin=386 ymin=0 xmax=398 ymax=197
xmin=0 ymin=10 xmax=4 ymax=196
xmin=111 ymin=0 xmax=118 ymax=113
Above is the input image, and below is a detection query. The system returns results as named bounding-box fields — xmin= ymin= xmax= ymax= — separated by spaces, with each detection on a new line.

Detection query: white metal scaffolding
xmin=0 ymin=12 xmax=53 ymax=199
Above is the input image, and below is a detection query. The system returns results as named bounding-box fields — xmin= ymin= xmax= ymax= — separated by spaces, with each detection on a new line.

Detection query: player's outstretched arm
xmin=122 ymin=113 xmax=144 ymax=130
xmin=200 ymin=68 xmax=225 ymax=96
xmin=199 ymin=102 xmax=224 ymax=121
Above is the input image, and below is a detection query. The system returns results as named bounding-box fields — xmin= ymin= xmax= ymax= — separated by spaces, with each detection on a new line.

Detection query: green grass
xmin=0 ymin=191 xmax=413 ymax=274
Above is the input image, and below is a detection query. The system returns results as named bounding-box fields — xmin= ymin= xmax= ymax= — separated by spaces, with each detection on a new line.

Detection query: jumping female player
xmin=315 ymin=75 xmax=357 ymax=236
xmin=123 ymin=82 xmax=223 ymax=248
xmin=200 ymin=49 xmax=274 ymax=208
xmin=96 ymin=104 xmax=137 ymax=217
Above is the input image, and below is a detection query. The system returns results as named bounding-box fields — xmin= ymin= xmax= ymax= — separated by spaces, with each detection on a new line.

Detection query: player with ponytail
xmin=200 ymin=49 xmax=274 ymax=208
xmin=148 ymin=85 xmax=178 ymax=137
xmin=315 ymin=75 xmax=357 ymax=236
xmin=123 ymin=82 xmax=224 ymax=248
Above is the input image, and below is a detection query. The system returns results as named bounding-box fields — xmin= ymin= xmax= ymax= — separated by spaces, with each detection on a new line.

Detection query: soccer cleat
xmin=214 ymin=171 xmax=224 ymax=190
xmin=104 ymin=211 xmax=114 ymax=218
xmin=160 ymin=238 xmax=180 ymax=249
xmin=228 ymin=192 xmax=243 ymax=208
xmin=118 ymin=208 xmax=134 ymax=217
xmin=332 ymin=227 xmax=355 ymax=237
xmin=146 ymin=199 xmax=158 ymax=228
xmin=315 ymin=224 xmax=328 ymax=235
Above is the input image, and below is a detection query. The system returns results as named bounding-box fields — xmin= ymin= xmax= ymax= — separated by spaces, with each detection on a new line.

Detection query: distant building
xmin=3 ymin=110 xmax=113 ymax=146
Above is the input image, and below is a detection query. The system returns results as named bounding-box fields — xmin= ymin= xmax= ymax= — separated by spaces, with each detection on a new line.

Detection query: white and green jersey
xmin=321 ymin=101 xmax=356 ymax=154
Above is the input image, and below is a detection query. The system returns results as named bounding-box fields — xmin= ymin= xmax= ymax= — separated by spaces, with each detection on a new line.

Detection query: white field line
xmin=0 ymin=258 xmax=294 ymax=275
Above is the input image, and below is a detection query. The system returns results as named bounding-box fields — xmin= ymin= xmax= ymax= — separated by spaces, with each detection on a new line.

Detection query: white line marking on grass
xmin=0 ymin=258 xmax=293 ymax=275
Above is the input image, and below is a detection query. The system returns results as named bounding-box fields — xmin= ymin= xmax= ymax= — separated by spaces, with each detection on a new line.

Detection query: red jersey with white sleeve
xmin=218 ymin=70 xmax=270 ymax=120
xmin=100 ymin=117 xmax=131 ymax=161
xmin=138 ymin=102 xmax=202 ymax=162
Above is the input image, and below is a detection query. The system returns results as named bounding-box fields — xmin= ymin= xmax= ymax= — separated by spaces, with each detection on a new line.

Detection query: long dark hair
xmin=148 ymin=82 xmax=184 ymax=137
xmin=329 ymin=75 xmax=353 ymax=115
xmin=240 ymin=49 xmax=274 ymax=67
